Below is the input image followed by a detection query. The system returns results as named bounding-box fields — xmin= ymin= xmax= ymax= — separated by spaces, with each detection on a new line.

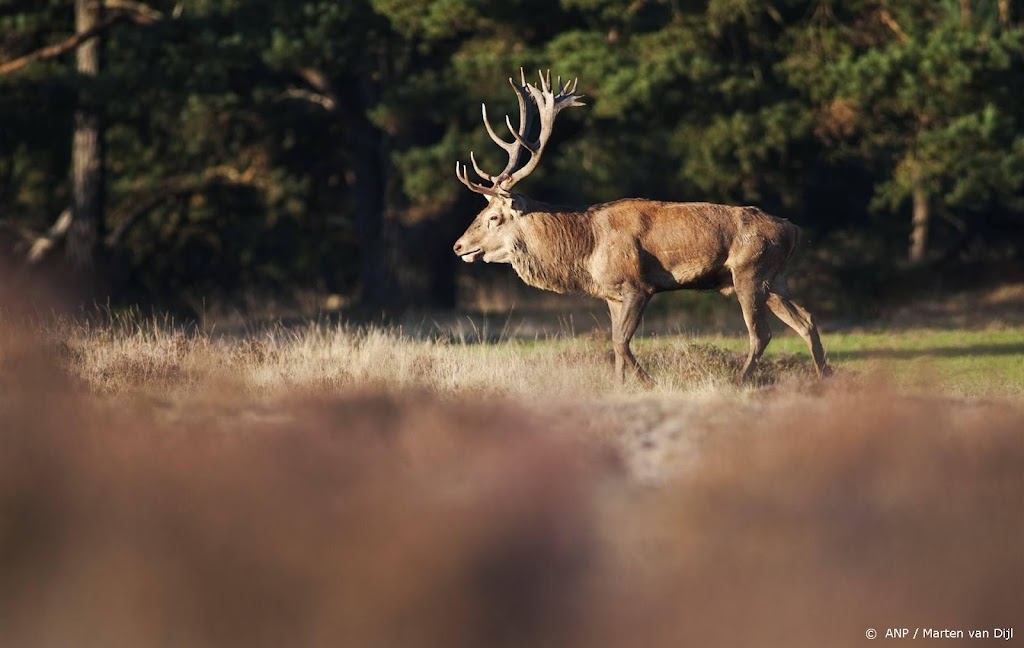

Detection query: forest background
xmin=2 ymin=0 xmax=1022 ymax=321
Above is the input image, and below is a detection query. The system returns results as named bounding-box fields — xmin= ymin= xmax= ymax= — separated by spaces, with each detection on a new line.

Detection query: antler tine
xmin=469 ymin=151 xmax=493 ymax=182
xmin=457 ymin=76 xmax=537 ymax=198
xmin=457 ymin=162 xmax=473 ymax=188
xmin=551 ymin=76 xmax=585 ymax=108
xmin=455 ymin=161 xmax=471 ymax=187
xmin=456 ymin=70 xmax=583 ymax=197
xmin=456 ymin=160 xmax=507 ymax=198
xmin=505 ymin=114 xmax=537 ymax=152
xmin=481 ymin=103 xmax=515 ymax=153
xmin=508 ymin=76 xmax=534 ymax=136
xmin=500 ymin=69 xmax=585 ymax=190
xmin=481 ymin=73 xmax=538 ymax=186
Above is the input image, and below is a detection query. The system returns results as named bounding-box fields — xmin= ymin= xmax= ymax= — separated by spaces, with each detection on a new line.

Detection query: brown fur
xmin=510 ymin=201 xmax=596 ymax=295
xmin=455 ymin=195 xmax=827 ymax=385
xmin=453 ymin=72 xmax=823 ymax=383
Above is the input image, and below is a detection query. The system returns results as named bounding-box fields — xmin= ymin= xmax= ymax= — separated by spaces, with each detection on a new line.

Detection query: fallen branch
xmin=26 ymin=208 xmax=73 ymax=264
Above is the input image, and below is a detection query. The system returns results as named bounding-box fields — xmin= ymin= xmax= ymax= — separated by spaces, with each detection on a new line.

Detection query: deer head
xmin=453 ymin=70 xmax=584 ymax=264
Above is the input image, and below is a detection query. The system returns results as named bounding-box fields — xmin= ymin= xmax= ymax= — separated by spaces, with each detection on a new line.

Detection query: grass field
xmin=642 ymin=326 xmax=1024 ymax=398
xmin=2 ymin=308 xmax=1023 ymax=647
xmin=48 ymin=313 xmax=1024 ymax=400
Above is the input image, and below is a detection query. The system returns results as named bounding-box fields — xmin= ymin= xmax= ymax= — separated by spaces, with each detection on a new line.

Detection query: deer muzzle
xmin=453 ymin=240 xmax=483 ymax=263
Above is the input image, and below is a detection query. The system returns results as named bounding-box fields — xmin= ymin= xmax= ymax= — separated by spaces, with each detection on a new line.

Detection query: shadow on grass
xmin=833 ymin=342 xmax=1024 ymax=361
xmin=639 ymin=342 xmax=819 ymax=387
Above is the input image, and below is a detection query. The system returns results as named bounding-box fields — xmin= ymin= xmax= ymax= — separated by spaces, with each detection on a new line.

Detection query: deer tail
xmin=785 ymin=221 xmax=801 ymax=262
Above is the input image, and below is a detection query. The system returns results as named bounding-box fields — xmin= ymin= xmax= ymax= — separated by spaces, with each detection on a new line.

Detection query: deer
xmin=452 ymin=71 xmax=828 ymax=385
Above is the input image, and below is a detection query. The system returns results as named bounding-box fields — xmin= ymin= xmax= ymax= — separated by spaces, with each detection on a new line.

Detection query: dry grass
xmin=52 ymin=314 xmax=818 ymax=400
xmin=2 ymin=310 xmax=1023 ymax=647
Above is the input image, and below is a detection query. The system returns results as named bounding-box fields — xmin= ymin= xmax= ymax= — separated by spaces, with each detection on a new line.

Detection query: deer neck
xmin=509 ymin=205 xmax=596 ymax=295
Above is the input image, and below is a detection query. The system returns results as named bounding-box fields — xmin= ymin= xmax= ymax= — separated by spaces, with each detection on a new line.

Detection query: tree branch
xmin=295 ymin=67 xmax=333 ymax=95
xmin=105 ymin=166 xmax=265 ymax=247
xmin=5 ymin=164 xmax=258 ymax=266
xmin=0 ymin=15 xmax=127 ymax=76
xmin=104 ymin=189 xmax=190 ymax=248
xmin=0 ymin=0 xmax=172 ymax=77
xmin=92 ymin=0 xmax=164 ymax=23
xmin=877 ymin=9 xmax=909 ymax=43
xmin=280 ymin=88 xmax=337 ymax=111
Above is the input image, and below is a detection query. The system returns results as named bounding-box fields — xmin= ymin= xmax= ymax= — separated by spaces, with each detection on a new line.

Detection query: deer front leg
xmin=608 ymin=293 xmax=652 ymax=386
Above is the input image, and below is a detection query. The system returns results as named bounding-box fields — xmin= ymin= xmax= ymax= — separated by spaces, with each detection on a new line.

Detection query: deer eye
xmin=489 ymin=214 xmax=500 ymax=223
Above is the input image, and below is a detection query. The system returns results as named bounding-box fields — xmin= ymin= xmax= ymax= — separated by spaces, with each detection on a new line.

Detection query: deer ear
xmin=509 ymin=194 xmax=528 ymax=217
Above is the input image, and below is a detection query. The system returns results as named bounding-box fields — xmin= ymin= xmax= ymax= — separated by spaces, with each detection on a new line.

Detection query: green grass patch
xmin=633 ymin=327 xmax=1024 ymax=398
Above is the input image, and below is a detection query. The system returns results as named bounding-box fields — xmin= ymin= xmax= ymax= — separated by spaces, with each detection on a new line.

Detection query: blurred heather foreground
xmin=2 ymin=314 xmax=1022 ymax=648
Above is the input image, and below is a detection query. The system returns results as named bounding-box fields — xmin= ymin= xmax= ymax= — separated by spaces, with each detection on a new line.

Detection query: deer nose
xmin=453 ymin=241 xmax=464 ymax=254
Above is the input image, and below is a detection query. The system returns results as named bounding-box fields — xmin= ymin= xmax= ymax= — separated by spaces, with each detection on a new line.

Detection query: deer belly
xmin=664 ymin=266 xmax=733 ymax=292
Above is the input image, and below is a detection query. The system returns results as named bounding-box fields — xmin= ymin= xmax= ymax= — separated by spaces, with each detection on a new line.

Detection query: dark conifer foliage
xmin=1 ymin=0 xmax=1022 ymax=313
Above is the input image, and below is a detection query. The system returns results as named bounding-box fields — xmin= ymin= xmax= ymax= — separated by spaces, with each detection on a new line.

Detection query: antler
xmin=456 ymin=69 xmax=584 ymax=198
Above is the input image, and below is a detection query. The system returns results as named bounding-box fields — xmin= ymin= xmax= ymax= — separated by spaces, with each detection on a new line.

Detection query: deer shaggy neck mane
xmin=509 ymin=202 xmax=596 ymax=295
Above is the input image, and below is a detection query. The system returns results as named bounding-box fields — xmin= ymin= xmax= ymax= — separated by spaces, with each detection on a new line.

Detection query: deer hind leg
xmin=766 ymin=291 xmax=829 ymax=377
xmin=734 ymin=277 xmax=772 ymax=384
xmin=608 ymin=293 xmax=652 ymax=386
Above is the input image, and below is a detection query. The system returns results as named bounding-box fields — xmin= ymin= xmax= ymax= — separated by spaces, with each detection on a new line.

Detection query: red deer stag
xmin=453 ymin=71 xmax=828 ymax=384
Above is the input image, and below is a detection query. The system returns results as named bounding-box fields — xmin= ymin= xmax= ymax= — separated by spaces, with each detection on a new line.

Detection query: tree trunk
xmin=67 ymin=0 xmax=106 ymax=297
xmin=909 ymin=181 xmax=929 ymax=264
xmin=999 ymin=0 xmax=1011 ymax=26
xmin=427 ymin=227 xmax=458 ymax=309
xmin=959 ymin=0 xmax=971 ymax=26
xmin=349 ymin=54 xmax=393 ymax=310
xmin=350 ymin=123 xmax=390 ymax=309
xmin=296 ymin=66 xmax=392 ymax=310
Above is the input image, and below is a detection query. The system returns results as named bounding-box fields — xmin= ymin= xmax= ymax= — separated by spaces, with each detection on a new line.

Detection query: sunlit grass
xmin=38 ymin=313 xmax=1024 ymax=401
xmin=638 ymin=327 xmax=1024 ymax=399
